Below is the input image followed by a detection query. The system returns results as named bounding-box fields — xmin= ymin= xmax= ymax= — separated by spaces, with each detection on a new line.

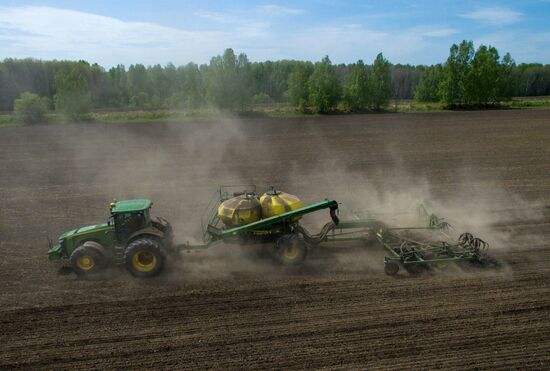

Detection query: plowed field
xmin=1 ymin=110 xmax=549 ymax=369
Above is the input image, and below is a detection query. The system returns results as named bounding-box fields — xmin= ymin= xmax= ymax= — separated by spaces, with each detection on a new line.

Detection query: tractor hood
xmin=58 ymin=223 xmax=110 ymax=241
xmin=49 ymin=223 xmax=111 ymax=260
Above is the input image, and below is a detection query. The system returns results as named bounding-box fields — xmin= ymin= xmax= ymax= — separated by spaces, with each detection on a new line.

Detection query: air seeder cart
xmin=48 ymin=185 xmax=498 ymax=278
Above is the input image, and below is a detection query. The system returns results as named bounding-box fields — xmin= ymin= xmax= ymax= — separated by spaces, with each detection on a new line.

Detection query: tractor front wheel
xmin=125 ymin=237 xmax=164 ymax=278
xmin=70 ymin=245 xmax=105 ymax=276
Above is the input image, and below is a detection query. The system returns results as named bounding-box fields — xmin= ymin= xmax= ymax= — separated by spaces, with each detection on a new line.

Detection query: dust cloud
xmin=6 ymin=111 xmax=547 ymax=280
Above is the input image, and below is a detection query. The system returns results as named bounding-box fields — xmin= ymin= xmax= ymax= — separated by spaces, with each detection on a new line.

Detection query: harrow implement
xmin=294 ymin=204 xmax=499 ymax=275
xmin=378 ymin=230 xmax=499 ymax=275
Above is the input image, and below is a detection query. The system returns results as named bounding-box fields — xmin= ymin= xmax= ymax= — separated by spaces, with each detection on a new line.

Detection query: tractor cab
xmin=109 ymin=199 xmax=152 ymax=242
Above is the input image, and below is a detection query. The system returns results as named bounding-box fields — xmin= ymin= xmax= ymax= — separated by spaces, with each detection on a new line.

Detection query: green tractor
xmin=48 ymin=199 xmax=173 ymax=277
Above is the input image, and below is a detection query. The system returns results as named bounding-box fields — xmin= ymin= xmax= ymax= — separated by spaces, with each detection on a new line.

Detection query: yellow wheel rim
xmin=283 ymin=246 xmax=299 ymax=261
xmin=132 ymin=251 xmax=157 ymax=272
xmin=76 ymin=255 xmax=95 ymax=270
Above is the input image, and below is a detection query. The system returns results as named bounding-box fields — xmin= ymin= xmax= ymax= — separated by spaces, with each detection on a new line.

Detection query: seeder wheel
xmin=384 ymin=261 xmax=400 ymax=276
xmin=274 ymin=234 xmax=307 ymax=266
xmin=404 ymin=263 xmax=425 ymax=276
xmin=474 ymin=252 xmax=500 ymax=269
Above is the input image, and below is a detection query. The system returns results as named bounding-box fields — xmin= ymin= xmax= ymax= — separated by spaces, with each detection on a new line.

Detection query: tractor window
xmin=143 ymin=208 xmax=151 ymax=224
xmin=115 ymin=212 xmax=146 ymax=242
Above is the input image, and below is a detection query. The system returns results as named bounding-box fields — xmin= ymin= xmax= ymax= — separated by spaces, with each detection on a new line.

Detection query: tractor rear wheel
xmin=274 ymin=234 xmax=307 ymax=266
xmin=125 ymin=237 xmax=164 ymax=278
xmin=70 ymin=245 xmax=105 ymax=276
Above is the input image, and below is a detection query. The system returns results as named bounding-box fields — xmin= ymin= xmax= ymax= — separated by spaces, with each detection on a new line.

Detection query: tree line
xmin=1 ymin=41 xmax=550 ymax=121
xmin=415 ymin=40 xmax=517 ymax=106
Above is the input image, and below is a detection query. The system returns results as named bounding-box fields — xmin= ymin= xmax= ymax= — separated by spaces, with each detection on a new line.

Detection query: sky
xmin=0 ymin=0 xmax=549 ymax=67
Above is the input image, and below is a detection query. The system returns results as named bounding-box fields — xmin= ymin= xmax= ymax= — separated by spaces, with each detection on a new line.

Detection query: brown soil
xmin=1 ymin=110 xmax=549 ymax=369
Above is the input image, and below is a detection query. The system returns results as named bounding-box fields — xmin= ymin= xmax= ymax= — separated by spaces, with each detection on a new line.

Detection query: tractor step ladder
xmin=114 ymin=245 xmax=126 ymax=265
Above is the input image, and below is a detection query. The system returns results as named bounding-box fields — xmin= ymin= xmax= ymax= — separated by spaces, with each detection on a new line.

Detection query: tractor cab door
xmin=114 ymin=211 xmax=146 ymax=243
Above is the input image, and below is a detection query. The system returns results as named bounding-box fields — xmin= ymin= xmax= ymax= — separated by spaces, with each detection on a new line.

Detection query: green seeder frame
xmin=319 ymin=205 xmax=492 ymax=272
xmin=178 ymin=194 xmax=339 ymax=250
xmin=175 ymin=187 xmax=495 ymax=273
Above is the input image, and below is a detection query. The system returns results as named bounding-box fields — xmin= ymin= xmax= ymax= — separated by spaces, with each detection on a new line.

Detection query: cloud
xmin=475 ymin=30 xmax=550 ymax=63
xmin=0 ymin=6 xmax=235 ymax=66
xmin=193 ymin=10 xmax=231 ymax=23
xmin=420 ymin=27 xmax=460 ymax=38
xmin=286 ymin=24 xmax=432 ymax=64
xmin=192 ymin=8 xmax=273 ymax=43
xmin=460 ymin=7 xmax=523 ymax=26
xmin=0 ymin=5 xmax=460 ymax=66
xmin=257 ymin=5 xmax=304 ymax=15
xmin=1 ymin=5 xmax=543 ymax=66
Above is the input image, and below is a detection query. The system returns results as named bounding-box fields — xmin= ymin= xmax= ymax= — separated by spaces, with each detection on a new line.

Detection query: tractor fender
xmin=127 ymin=232 xmax=165 ymax=249
xmin=81 ymin=240 xmax=106 ymax=256
xmin=77 ymin=240 xmax=109 ymax=269
xmin=129 ymin=227 xmax=164 ymax=240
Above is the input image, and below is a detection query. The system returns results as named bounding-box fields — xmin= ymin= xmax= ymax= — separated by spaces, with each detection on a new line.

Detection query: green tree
xmin=14 ymin=91 xmax=49 ymax=124
xmin=182 ymin=63 xmax=205 ymax=108
xmin=286 ymin=61 xmax=313 ymax=111
xmin=343 ymin=60 xmax=369 ymax=111
xmin=205 ymin=48 xmax=252 ymax=111
xmin=149 ymin=64 xmax=165 ymax=106
xmin=307 ymin=56 xmax=340 ymax=113
xmin=515 ymin=64 xmax=550 ymax=96
xmin=235 ymin=52 xmax=252 ymax=110
xmin=54 ymin=62 xmax=91 ymax=120
xmin=367 ymin=53 xmax=392 ymax=110
xmin=129 ymin=91 xmax=150 ymax=108
xmin=498 ymin=53 xmax=516 ymax=101
xmin=0 ymin=58 xmax=53 ymax=110
xmin=89 ymin=63 xmax=111 ymax=108
xmin=251 ymin=92 xmax=273 ymax=104
xmin=127 ymin=64 xmax=149 ymax=98
xmin=0 ymin=51 xmax=548 ymax=114
xmin=392 ymin=64 xmax=422 ymax=99
xmin=107 ymin=64 xmax=128 ymax=107
xmin=439 ymin=40 xmax=474 ymax=106
xmin=250 ymin=60 xmax=294 ymax=102
xmin=415 ymin=65 xmax=444 ymax=102
xmin=465 ymin=45 xmax=500 ymax=105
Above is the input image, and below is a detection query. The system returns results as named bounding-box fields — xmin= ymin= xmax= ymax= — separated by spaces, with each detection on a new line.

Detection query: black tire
xmin=274 ymin=234 xmax=307 ymax=266
xmin=384 ymin=261 xmax=400 ymax=276
xmin=405 ymin=263 xmax=425 ymax=276
xmin=474 ymin=252 xmax=500 ymax=269
xmin=124 ymin=237 xmax=164 ymax=278
xmin=70 ymin=245 xmax=105 ymax=276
